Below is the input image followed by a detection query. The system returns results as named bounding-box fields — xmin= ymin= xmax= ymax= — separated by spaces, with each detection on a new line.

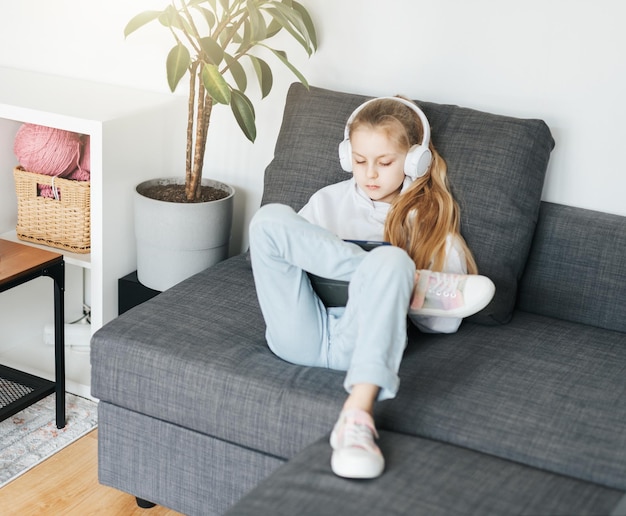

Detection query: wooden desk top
xmin=0 ymin=239 xmax=63 ymax=287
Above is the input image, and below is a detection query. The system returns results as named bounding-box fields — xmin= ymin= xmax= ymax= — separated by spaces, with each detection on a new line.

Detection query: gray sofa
xmin=90 ymin=83 xmax=626 ymax=515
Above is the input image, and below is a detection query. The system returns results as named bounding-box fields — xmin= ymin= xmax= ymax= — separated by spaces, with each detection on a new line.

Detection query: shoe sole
xmin=330 ymin=431 xmax=385 ymax=479
xmin=331 ymin=451 xmax=385 ymax=479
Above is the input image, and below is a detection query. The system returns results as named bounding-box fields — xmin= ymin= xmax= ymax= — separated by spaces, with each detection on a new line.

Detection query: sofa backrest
xmin=262 ymin=83 xmax=555 ymax=325
xmin=518 ymin=202 xmax=626 ymax=333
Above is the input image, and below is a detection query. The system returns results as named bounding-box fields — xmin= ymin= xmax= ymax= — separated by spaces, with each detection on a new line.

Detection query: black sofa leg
xmin=136 ymin=497 xmax=157 ymax=509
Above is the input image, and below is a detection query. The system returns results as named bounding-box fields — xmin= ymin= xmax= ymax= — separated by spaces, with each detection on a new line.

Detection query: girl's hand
xmin=410 ymin=271 xmax=428 ymax=310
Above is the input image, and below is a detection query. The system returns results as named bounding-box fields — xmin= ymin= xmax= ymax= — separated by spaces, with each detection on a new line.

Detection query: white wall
xmin=0 ymin=0 xmax=624 ymax=253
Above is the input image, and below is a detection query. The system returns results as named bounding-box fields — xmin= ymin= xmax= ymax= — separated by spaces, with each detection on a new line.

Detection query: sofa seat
xmin=225 ymin=430 xmax=625 ymax=516
xmin=92 ymin=253 xmax=626 ymax=491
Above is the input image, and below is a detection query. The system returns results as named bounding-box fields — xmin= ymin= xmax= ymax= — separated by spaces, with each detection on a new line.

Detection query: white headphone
xmin=338 ymin=97 xmax=432 ymax=180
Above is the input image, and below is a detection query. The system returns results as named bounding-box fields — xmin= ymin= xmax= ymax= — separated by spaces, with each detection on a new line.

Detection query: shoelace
xmin=342 ymin=420 xmax=378 ymax=451
xmin=428 ymin=272 xmax=461 ymax=298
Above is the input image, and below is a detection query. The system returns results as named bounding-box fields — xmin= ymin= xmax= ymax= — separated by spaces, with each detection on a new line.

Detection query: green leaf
xmin=237 ymin=18 xmax=252 ymax=52
xmin=219 ymin=24 xmax=237 ymax=47
xmin=263 ymin=1 xmax=294 ymax=39
xmin=166 ymin=43 xmax=191 ymax=92
xmin=201 ymin=63 xmax=231 ymax=104
xmin=224 ymin=53 xmax=247 ymax=92
xmin=230 ymin=89 xmax=256 ymax=142
xmin=159 ymin=5 xmax=185 ymax=30
xmin=196 ymin=7 xmax=217 ymax=29
xmin=124 ymin=10 xmax=161 ymax=38
xmin=248 ymin=55 xmax=273 ymax=98
xmin=246 ymin=3 xmax=267 ymax=42
xmin=199 ymin=37 xmax=224 ymax=65
xmin=264 ymin=5 xmax=312 ymax=55
xmin=265 ymin=47 xmax=309 ymax=88
xmin=292 ymin=1 xmax=317 ymax=50
xmin=266 ymin=18 xmax=282 ymax=39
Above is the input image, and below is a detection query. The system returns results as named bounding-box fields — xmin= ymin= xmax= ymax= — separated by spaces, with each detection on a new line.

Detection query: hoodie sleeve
xmin=298 ymin=188 xmax=332 ymax=228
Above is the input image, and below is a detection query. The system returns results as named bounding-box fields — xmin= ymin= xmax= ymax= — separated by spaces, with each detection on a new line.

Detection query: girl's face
xmin=350 ymin=126 xmax=407 ymax=203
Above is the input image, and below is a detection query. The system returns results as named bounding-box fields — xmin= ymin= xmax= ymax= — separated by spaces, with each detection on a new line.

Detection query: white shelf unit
xmin=0 ymin=67 xmax=186 ymax=395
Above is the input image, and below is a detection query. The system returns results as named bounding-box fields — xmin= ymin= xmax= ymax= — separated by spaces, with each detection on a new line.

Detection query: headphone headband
xmin=338 ymin=96 xmax=433 ymax=180
xmin=343 ymin=97 xmax=431 ymax=146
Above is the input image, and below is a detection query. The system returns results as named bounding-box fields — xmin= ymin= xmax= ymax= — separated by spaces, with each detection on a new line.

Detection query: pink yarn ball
xmin=79 ymin=134 xmax=90 ymax=172
xmin=66 ymin=168 xmax=90 ymax=182
xmin=65 ymin=134 xmax=91 ymax=181
xmin=14 ymin=124 xmax=82 ymax=177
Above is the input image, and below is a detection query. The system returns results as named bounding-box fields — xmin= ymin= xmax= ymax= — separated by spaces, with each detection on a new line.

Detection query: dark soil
xmin=140 ymin=183 xmax=230 ymax=203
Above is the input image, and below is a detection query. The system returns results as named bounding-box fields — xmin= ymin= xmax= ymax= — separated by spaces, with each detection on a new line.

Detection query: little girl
xmin=249 ymin=96 xmax=494 ymax=479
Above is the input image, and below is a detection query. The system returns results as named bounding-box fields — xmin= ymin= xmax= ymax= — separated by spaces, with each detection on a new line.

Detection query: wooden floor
xmin=0 ymin=429 xmax=183 ymax=515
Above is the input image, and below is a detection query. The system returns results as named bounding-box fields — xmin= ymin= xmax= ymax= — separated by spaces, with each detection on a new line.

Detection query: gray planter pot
xmin=134 ymin=177 xmax=235 ymax=291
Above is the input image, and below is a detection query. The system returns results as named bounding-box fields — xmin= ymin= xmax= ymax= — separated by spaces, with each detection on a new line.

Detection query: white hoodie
xmin=299 ymin=177 xmax=465 ymax=334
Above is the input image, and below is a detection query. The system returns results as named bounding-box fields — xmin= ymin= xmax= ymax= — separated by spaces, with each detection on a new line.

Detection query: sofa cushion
xmin=384 ymin=311 xmax=626 ymax=492
xmin=518 ymin=202 xmax=626 ymax=332
xmin=262 ymin=83 xmax=555 ymax=325
xmin=226 ymin=431 xmax=624 ymax=516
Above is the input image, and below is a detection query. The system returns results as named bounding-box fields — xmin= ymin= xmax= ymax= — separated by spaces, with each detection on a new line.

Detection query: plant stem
xmin=178 ymin=0 xmax=203 ymax=56
xmin=187 ymin=69 xmax=212 ymax=201
xmin=185 ymin=62 xmax=199 ymax=190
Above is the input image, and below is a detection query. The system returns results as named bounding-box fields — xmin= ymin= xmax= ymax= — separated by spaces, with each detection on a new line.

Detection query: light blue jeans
xmin=249 ymin=204 xmax=415 ymax=401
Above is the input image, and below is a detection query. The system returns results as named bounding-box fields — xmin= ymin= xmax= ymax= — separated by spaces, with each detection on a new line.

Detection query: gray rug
xmin=0 ymin=392 xmax=98 ymax=487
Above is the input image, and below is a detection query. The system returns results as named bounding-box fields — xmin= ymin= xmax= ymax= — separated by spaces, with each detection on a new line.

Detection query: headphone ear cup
xmin=338 ymin=139 xmax=353 ymax=172
xmin=404 ymin=145 xmax=432 ymax=180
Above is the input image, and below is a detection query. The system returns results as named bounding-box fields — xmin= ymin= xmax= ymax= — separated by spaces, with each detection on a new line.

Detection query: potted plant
xmin=125 ymin=0 xmax=317 ymax=291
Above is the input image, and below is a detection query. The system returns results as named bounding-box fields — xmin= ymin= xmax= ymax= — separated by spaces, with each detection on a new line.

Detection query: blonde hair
xmin=348 ymin=97 xmax=478 ymax=274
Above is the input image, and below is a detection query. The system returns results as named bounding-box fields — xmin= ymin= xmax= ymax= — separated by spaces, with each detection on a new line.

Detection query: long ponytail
xmin=384 ymin=147 xmax=477 ymax=273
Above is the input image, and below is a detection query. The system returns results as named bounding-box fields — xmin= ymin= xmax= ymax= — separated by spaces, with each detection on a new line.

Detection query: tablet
xmin=307 ymin=240 xmax=390 ymax=307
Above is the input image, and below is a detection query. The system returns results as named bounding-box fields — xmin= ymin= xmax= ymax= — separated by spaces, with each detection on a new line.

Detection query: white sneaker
xmin=410 ymin=271 xmax=495 ymax=318
xmin=330 ymin=409 xmax=384 ymax=479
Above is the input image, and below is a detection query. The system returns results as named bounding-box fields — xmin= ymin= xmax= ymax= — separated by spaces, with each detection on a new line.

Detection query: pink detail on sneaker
xmin=409 ymin=270 xmax=496 ymax=318
xmin=422 ymin=272 xmax=465 ymax=311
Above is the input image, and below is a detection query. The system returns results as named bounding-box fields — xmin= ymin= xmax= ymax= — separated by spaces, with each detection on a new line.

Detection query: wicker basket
xmin=13 ymin=166 xmax=90 ymax=253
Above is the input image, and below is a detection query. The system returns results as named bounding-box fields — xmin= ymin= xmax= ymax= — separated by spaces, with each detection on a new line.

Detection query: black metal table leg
xmin=44 ymin=260 xmax=65 ymax=429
